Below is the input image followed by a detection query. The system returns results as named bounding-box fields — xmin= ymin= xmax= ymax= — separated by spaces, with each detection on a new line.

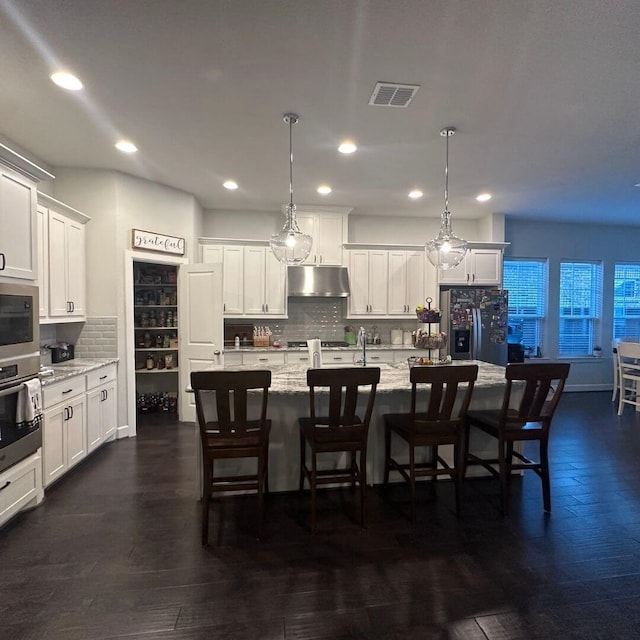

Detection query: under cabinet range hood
xmin=287 ymin=266 xmax=350 ymax=297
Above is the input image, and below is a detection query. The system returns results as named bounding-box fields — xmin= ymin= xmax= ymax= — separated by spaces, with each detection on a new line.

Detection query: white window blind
xmin=559 ymin=261 xmax=602 ymax=356
xmin=614 ymin=263 xmax=640 ymax=340
xmin=503 ymin=259 xmax=546 ymax=352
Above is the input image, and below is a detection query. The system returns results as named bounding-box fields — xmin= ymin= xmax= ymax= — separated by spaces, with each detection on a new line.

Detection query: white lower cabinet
xmin=42 ymin=365 xmax=118 ymax=489
xmin=223 ymin=352 xmax=243 ymax=367
xmin=86 ymin=364 xmax=118 ymax=453
xmin=242 ymin=352 xmax=286 ymax=366
xmin=0 ymin=451 xmax=43 ymax=528
xmin=43 ymin=387 xmax=87 ymax=488
xmin=365 ymin=351 xmax=395 ymax=365
xmin=393 ymin=349 xmax=419 ymax=363
xmin=285 ymin=352 xmax=311 ymax=365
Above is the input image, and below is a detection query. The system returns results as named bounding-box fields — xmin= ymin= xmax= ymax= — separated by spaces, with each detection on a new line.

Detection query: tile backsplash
xmin=243 ymin=299 xmax=416 ymax=344
xmin=39 ymin=317 xmax=118 ymax=364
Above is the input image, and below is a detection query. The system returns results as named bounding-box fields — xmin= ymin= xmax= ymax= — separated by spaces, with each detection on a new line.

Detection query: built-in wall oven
xmin=0 ymin=283 xmax=41 ymax=474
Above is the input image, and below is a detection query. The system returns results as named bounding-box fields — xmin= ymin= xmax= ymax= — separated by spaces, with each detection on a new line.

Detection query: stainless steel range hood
xmin=287 ymin=266 xmax=350 ymax=297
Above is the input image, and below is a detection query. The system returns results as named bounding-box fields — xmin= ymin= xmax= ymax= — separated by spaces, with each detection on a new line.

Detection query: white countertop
xmin=228 ymin=344 xmax=418 ymax=353
xmin=206 ymin=360 xmax=507 ymax=396
xmin=39 ymin=358 xmax=119 ymax=386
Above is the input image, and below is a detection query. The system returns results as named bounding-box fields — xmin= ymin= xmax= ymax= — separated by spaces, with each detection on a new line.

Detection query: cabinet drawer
xmin=0 ymin=452 xmax=41 ymax=527
xmin=86 ymin=364 xmax=117 ymax=390
xmin=365 ymin=351 xmax=395 ymax=364
xmin=285 ymin=352 xmax=310 ymax=365
xmin=242 ymin=352 xmax=286 ymax=366
xmin=43 ymin=375 xmax=86 ymax=407
xmin=322 ymin=352 xmax=355 ymax=366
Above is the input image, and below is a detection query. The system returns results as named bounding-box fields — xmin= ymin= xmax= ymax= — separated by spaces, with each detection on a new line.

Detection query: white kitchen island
xmin=192 ymin=360 xmax=514 ymax=494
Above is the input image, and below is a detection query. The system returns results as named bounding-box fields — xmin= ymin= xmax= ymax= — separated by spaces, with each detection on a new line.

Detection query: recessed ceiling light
xmin=223 ymin=180 xmax=238 ymax=190
xmin=317 ymin=185 xmax=332 ymax=195
xmin=50 ymin=71 xmax=83 ymax=91
xmin=338 ymin=141 xmax=357 ymax=154
xmin=476 ymin=192 xmax=492 ymax=202
xmin=408 ymin=190 xmax=423 ymax=199
xmin=115 ymin=140 xmax=138 ymax=153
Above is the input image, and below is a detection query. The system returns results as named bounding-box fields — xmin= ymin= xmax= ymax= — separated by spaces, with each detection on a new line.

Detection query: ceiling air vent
xmin=368 ymin=82 xmax=420 ymax=107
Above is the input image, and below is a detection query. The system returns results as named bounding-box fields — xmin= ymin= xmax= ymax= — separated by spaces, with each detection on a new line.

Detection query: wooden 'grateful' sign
xmin=131 ymin=229 xmax=185 ymax=255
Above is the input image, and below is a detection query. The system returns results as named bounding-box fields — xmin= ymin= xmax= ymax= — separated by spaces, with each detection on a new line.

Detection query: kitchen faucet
xmin=356 ymin=326 xmax=367 ymax=366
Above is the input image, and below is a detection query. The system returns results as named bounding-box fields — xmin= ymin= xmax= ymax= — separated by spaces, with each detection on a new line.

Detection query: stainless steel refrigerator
xmin=440 ymin=288 xmax=509 ymax=365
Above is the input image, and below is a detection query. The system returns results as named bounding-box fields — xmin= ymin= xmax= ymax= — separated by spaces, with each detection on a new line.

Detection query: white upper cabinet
xmin=37 ymin=204 xmax=48 ymax=317
xmin=201 ymin=244 xmax=244 ymax=315
xmin=348 ymin=249 xmax=388 ymax=316
xmin=0 ymin=165 xmax=38 ymax=280
xmin=437 ymin=246 xmax=504 ymax=286
xmin=41 ymin=194 xmax=89 ymax=320
xmin=243 ymin=246 xmax=287 ymax=316
xmin=387 ymin=250 xmax=426 ymax=316
xmin=200 ymin=240 xmax=287 ymax=318
xmin=296 ymin=207 xmax=350 ymax=265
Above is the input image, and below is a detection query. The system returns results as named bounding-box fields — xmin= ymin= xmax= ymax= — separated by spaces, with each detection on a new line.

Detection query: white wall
xmin=52 ymin=169 xmax=119 ymax=315
xmin=202 ymin=209 xmax=495 ymax=245
xmin=348 ymin=215 xmax=484 ymax=244
xmin=52 ymin=169 xmax=204 ymax=433
xmin=505 ymin=217 xmax=639 ymax=391
xmin=202 ymin=208 xmax=282 ymax=240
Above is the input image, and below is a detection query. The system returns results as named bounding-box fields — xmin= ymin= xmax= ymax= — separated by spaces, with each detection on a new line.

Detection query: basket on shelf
xmin=416 ymin=310 xmax=442 ymax=323
xmin=414 ymin=333 xmax=447 ymax=350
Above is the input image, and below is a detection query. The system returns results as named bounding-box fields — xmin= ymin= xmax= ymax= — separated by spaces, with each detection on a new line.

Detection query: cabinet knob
xmin=0 ymin=253 xmax=5 ymax=270
xmin=213 ymin=350 xmax=221 ymax=356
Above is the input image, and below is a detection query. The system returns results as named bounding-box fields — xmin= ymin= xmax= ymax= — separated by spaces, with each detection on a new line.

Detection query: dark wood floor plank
xmin=3 ymin=392 xmax=640 ymax=638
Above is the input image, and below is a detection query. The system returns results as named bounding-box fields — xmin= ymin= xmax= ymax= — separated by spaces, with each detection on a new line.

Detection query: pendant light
xmin=425 ymin=127 xmax=468 ymax=270
xmin=270 ymin=113 xmax=313 ymax=264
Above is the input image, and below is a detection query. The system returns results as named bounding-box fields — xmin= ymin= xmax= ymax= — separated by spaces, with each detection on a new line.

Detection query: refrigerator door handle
xmin=472 ymin=308 xmax=481 ymax=360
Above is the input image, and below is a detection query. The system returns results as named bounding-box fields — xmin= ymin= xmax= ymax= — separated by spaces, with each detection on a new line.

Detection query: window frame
xmin=558 ymin=260 xmax=602 ymax=357
xmin=503 ymin=258 xmax=547 ymax=355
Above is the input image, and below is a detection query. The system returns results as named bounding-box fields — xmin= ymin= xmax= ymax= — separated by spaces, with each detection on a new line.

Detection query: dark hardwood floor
xmin=4 ymin=392 xmax=640 ymax=639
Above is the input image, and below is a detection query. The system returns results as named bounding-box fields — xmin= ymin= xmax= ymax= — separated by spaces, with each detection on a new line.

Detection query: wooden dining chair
xmin=464 ymin=362 xmax=570 ymax=515
xmin=298 ymin=366 xmax=380 ymax=533
xmin=612 ymin=339 xmax=621 ymax=403
xmin=617 ymin=341 xmax=640 ymax=415
xmin=383 ymin=364 xmax=478 ymax=520
xmin=191 ymin=369 xmax=271 ymax=544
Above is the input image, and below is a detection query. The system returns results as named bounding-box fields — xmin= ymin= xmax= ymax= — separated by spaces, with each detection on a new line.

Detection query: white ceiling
xmin=1 ymin=0 xmax=640 ymax=225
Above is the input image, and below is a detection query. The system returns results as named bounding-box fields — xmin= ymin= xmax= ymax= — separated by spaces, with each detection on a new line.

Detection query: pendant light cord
xmin=444 ymin=131 xmax=449 ymax=212
xmin=284 ymin=113 xmax=299 ymax=210
xmin=289 ymin=116 xmax=294 ymax=208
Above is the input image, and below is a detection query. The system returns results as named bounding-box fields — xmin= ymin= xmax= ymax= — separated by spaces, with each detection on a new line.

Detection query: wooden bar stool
xmin=191 ymin=369 xmax=272 ymax=544
xmin=383 ymin=364 xmax=478 ymax=520
xmin=298 ymin=367 xmax=380 ymax=533
xmin=464 ymin=362 xmax=570 ymax=515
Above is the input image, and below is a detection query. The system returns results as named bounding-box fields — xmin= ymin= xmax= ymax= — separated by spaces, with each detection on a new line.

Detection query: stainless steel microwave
xmin=0 ymin=282 xmax=39 ymax=364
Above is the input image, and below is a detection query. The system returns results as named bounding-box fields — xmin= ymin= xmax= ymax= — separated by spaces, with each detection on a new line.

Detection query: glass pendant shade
xmin=270 ymin=203 xmax=313 ymax=264
xmin=270 ymin=113 xmax=313 ymax=265
xmin=426 ymin=210 xmax=467 ymax=269
xmin=426 ymin=127 xmax=468 ymax=270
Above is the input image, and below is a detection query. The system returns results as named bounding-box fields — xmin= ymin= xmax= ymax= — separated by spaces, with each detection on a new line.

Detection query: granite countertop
xmin=39 ymin=358 xmax=119 ymax=386
xmin=228 ymin=345 xmax=418 ymax=353
xmin=200 ymin=360 xmax=507 ymax=396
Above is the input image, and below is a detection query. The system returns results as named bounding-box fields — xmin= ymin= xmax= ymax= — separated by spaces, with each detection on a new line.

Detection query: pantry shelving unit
xmin=133 ymin=261 xmax=179 ymax=414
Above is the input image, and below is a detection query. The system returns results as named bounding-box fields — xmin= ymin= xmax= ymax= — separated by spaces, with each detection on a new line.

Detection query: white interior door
xmin=178 ymin=263 xmax=224 ymax=423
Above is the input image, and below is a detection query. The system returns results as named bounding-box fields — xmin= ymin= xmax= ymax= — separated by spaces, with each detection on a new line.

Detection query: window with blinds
xmin=614 ymin=263 xmax=640 ymax=340
xmin=559 ymin=261 xmax=602 ymax=356
xmin=503 ymin=259 xmax=546 ymax=353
